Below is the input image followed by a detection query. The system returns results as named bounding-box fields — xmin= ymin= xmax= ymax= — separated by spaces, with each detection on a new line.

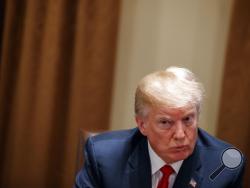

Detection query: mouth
xmin=171 ymin=145 xmax=188 ymax=152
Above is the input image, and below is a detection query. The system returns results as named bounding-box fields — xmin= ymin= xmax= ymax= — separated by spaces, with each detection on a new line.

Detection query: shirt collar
xmin=147 ymin=140 xmax=183 ymax=175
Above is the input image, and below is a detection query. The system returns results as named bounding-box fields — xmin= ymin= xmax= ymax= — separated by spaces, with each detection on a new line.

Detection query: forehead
xmin=149 ymin=105 xmax=197 ymax=118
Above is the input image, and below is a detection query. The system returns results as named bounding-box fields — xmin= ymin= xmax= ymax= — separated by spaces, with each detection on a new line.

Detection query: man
xmin=75 ymin=67 xmax=245 ymax=188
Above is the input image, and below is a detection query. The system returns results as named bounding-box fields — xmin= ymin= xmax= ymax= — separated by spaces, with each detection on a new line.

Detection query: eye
xmin=182 ymin=115 xmax=195 ymax=126
xmin=157 ymin=118 xmax=173 ymax=129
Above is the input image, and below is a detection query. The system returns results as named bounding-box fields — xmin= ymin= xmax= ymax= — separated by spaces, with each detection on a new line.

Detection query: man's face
xmin=136 ymin=105 xmax=198 ymax=163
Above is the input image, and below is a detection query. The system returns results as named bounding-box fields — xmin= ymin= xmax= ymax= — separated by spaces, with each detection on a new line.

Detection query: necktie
xmin=157 ymin=165 xmax=174 ymax=188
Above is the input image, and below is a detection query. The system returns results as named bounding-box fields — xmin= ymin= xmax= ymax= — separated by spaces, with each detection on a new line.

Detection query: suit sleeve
xmin=74 ymin=137 xmax=101 ymax=188
xmin=229 ymin=156 xmax=246 ymax=188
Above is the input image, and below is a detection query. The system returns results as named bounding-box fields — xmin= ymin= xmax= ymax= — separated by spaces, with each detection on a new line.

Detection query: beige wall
xmin=110 ymin=0 xmax=233 ymax=135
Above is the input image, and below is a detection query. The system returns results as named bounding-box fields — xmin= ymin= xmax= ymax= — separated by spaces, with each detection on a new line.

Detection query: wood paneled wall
xmin=217 ymin=0 xmax=250 ymax=187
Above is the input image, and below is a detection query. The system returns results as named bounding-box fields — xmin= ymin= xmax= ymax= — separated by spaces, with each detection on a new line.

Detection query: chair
xmin=75 ymin=129 xmax=99 ymax=175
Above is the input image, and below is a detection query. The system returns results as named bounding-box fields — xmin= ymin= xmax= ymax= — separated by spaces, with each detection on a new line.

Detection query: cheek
xmin=148 ymin=129 xmax=172 ymax=147
xmin=187 ymin=127 xmax=198 ymax=143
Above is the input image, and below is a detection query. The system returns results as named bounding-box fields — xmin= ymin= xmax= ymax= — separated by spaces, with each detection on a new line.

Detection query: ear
xmin=135 ymin=115 xmax=147 ymax=136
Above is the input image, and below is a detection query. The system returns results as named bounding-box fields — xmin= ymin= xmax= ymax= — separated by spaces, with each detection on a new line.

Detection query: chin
xmin=167 ymin=150 xmax=192 ymax=163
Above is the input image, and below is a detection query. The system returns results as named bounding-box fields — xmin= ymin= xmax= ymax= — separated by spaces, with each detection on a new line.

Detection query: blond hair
xmin=135 ymin=66 xmax=204 ymax=116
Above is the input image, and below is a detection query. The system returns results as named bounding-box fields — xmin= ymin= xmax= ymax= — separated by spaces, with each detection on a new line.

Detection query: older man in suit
xmin=75 ymin=67 xmax=245 ymax=188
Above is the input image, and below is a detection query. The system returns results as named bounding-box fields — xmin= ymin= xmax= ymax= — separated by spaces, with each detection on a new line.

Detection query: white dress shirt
xmin=147 ymin=141 xmax=183 ymax=188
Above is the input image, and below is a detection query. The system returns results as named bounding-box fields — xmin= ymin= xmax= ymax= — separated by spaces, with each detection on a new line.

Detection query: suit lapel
xmin=122 ymin=132 xmax=203 ymax=188
xmin=173 ymin=144 xmax=203 ymax=188
xmin=124 ymin=137 xmax=152 ymax=188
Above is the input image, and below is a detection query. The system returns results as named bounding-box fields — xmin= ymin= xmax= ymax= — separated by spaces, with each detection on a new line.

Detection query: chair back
xmin=75 ymin=129 xmax=99 ymax=174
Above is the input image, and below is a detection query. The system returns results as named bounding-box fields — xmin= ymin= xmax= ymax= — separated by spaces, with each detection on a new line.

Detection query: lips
xmin=172 ymin=145 xmax=188 ymax=152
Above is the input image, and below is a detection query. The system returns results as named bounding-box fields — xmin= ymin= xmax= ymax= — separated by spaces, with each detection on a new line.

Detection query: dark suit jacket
xmin=75 ymin=128 xmax=245 ymax=188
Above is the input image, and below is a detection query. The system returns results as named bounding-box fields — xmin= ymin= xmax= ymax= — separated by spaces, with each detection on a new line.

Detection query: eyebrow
xmin=183 ymin=112 xmax=195 ymax=116
xmin=183 ymin=109 xmax=196 ymax=116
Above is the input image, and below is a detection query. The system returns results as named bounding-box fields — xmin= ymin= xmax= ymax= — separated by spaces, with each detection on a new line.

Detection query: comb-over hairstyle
xmin=135 ymin=66 xmax=204 ymax=116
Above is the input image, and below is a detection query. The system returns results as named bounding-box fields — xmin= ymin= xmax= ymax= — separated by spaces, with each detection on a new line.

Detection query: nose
xmin=173 ymin=121 xmax=185 ymax=140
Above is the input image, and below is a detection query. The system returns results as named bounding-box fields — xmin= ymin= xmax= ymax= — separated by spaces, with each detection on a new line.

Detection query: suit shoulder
xmin=197 ymin=128 xmax=232 ymax=150
xmin=86 ymin=128 xmax=144 ymax=155
xmin=90 ymin=128 xmax=139 ymax=142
